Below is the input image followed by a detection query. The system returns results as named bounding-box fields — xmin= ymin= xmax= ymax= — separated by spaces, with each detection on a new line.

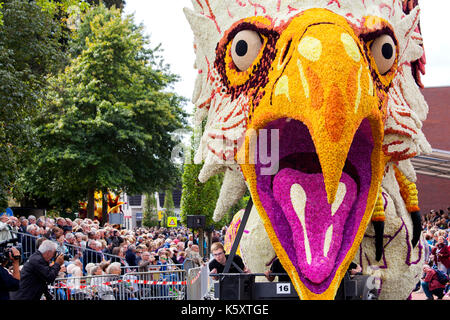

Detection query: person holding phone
xmin=12 ymin=240 xmax=64 ymax=300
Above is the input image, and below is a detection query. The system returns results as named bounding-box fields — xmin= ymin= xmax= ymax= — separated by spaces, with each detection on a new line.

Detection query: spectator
xmin=27 ymin=215 xmax=37 ymax=226
xmin=66 ymin=260 xmax=84 ymax=299
xmin=55 ymin=234 xmax=69 ymax=258
xmin=65 ymin=233 xmax=80 ymax=259
xmin=21 ymin=224 xmax=38 ymax=260
xmin=91 ymin=265 xmax=114 ymax=300
xmin=431 ymin=236 xmax=450 ymax=275
xmin=138 ymin=251 xmax=156 ymax=272
xmin=18 ymin=219 xmax=28 ymax=235
xmin=82 ymin=240 xmax=103 ymax=273
xmin=107 ymin=229 xmax=124 ymax=248
xmin=186 ymin=244 xmax=203 ymax=267
xmin=421 ymin=264 xmax=447 ymax=300
xmin=0 ymin=214 xmax=14 ymax=242
xmin=9 ymin=217 xmax=20 ymax=234
xmin=103 ymin=242 xmax=114 ymax=257
xmin=177 ymin=251 xmax=186 ymax=264
xmin=48 ymin=226 xmax=63 ymax=241
xmin=57 ymin=263 xmax=67 ymax=279
xmin=185 ymin=234 xmax=197 ymax=248
xmin=167 ymin=247 xmax=178 ymax=265
xmin=125 ymin=245 xmax=138 ymax=268
xmin=112 ymin=246 xmax=130 ymax=274
xmin=105 ymin=262 xmax=136 ymax=300
xmin=36 ymin=218 xmax=45 ymax=229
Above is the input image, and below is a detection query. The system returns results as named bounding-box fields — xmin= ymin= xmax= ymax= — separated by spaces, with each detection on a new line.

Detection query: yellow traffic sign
xmin=167 ymin=217 xmax=177 ymax=227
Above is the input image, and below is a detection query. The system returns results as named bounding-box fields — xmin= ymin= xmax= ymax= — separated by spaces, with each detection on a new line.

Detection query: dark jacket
xmin=82 ymin=249 xmax=103 ymax=272
xmin=431 ymin=244 xmax=450 ymax=269
xmin=0 ymin=266 xmax=20 ymax=300
xmin=107 ymin=236 xmax=123 ymax=248
xmin=424 ymin=268 xmax=446 ymax=291
xmin=125 ymin=249 xmax=138 ymax=267
xmin=12 ymin=251 xmax=61 ymax=300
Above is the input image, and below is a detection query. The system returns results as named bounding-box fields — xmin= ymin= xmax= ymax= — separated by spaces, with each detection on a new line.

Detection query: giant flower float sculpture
xmin=184 ymin=0 xmax=431 ymax=300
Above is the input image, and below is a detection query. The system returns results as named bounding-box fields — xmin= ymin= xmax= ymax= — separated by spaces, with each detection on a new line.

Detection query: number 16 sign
xmin=276 ymin=283 xmax=291 ymax=294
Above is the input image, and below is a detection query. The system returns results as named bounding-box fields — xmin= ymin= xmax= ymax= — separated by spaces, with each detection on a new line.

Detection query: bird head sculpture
xmin=185 ymin=0 xmax=430 ymax=299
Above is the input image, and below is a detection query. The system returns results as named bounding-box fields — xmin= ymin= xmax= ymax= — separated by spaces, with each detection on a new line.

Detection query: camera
xmin=53 ymin=251 xmax=71 ymax=262
xmin=0 ymin=238 xmax=21 ymax=266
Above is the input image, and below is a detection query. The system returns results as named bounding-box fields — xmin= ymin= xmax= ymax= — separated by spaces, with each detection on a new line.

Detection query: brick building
xmin=412 ymin=86 xmax=450 ymax=213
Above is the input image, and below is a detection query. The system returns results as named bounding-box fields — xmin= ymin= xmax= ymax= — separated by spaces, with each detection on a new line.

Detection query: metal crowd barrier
xmin=49 ymin=268 xmax=187 ymax=300
xmin=10 ymin=230 xmax=122 ymax=266
xmin=120 ymin=262 xmax=185 ymax=273
xmin=9 ymin=230 xmax=205 ymax=300
xmin=186 ymin=265 xmax=211 ymax=300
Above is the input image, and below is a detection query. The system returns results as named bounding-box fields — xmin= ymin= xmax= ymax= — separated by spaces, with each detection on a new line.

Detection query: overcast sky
xmin=124 ymin=0 xmax=450 ymax=113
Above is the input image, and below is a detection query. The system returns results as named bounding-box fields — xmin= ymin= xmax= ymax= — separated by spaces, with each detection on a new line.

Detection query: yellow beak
xmin=239 ymin=9 xmax=385 ymax=299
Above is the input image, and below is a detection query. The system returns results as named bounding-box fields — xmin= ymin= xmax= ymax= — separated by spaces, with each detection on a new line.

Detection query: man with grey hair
xmin=27 ymin=215 xmax=36 ymax=225
xmin=82 ymin=239 xmax=103 ymax=272
xmin=12 ymin=240 xmax=64 ymax=300
xmin=21 ymin=224 xmax=38 ymax=260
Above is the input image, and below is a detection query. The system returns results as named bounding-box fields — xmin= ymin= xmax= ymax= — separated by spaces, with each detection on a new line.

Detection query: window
xmin=128 ymin=195 xmax=142 ymax=207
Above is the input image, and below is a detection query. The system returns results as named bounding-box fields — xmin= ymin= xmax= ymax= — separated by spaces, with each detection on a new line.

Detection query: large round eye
xmin=370 ymin=34 xmax=396 ymax=75
xmin=231 ymin=30 xmax=263 ymax=72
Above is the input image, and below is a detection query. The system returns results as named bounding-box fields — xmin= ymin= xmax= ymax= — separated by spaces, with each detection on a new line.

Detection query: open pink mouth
xmin=255 ymin=118 xmax=373 ymax=294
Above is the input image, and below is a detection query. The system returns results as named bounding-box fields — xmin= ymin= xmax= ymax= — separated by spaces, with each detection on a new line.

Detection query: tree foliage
xmin=163 ymin=189 xmax=175 ymax=227
xmin=0 ymin=3 xmax=3 ymax=26
xmin=180 ymin=125 xmax=228 ymax=230
xmin=18 ymin=4 xmax=186 ymax=216
xmin=0 ymin=0 xmax=67 ymax=210
xmin=143 ymin=192 xmax=158 ymax=227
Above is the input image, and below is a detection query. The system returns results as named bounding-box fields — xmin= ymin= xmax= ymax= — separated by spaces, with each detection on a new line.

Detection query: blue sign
xmin=5 ymin=208 xmax=13 ymax=217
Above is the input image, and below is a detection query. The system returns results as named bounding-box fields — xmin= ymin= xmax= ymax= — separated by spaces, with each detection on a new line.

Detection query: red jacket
xmin=424 ymin=269 xmax=446 ymax=291
xmin=431 ymin=244 xmax=450 ymax=269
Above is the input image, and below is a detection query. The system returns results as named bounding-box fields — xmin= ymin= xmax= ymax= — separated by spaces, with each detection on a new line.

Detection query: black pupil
xmin=236 ymin=40 xmax=248 ymax=57
xmin=382 ymin=43 xmax=393 ymax=60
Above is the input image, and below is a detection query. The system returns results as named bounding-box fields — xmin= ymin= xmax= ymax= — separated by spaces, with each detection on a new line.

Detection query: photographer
xmin=13 ymin=240 xmax=64 ymax=300
xmin=0 ymin=246 xmax=20 ymax=300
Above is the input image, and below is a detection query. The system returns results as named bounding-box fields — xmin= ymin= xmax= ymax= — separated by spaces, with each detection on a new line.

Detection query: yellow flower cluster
xmin=394 ymin=166 xmax=420 ymax=212
xmin=371 ymin=185 xmax=386 ymax=222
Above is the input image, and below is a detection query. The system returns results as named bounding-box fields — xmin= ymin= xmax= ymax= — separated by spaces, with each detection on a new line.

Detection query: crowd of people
xmin=0 ymin=213 xmax=220 ymax=300
xmin=1 ymin=206 xmax=449 ymax=300
xmin=418 ymin=207 xmax=450 ymax=300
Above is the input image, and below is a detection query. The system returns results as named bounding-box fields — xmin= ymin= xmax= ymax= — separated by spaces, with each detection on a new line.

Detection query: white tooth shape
xmin=324 ymin=225 xmax=333 ymax=258
xmin=290 ymin=184 xmax=312 ymax=265
xmin=212 ymin=167 xmax=247 ymax=222
xmin=331 ymin=182 xmax=346 ymax=216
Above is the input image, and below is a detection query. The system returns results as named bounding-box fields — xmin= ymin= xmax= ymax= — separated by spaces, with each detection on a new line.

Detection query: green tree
xmin=21 ymin=5 xmax=186 ymax=217
xmin=180 ymin=124 xmax=227 ymax=228
xmin=87 ymin=0 xmax=125 ymax=10
xmin=180 ymin=121 xmax=251 ymax=255
xmin=0 ymin=0 xmax=67 ymax=210
xmin=0 ymin=3 xmax=3 ymax=26
xmin=163 ymin=189 xmax=175 ymax=227
xmin=142 ymin=192 xmax=158 ymax=227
